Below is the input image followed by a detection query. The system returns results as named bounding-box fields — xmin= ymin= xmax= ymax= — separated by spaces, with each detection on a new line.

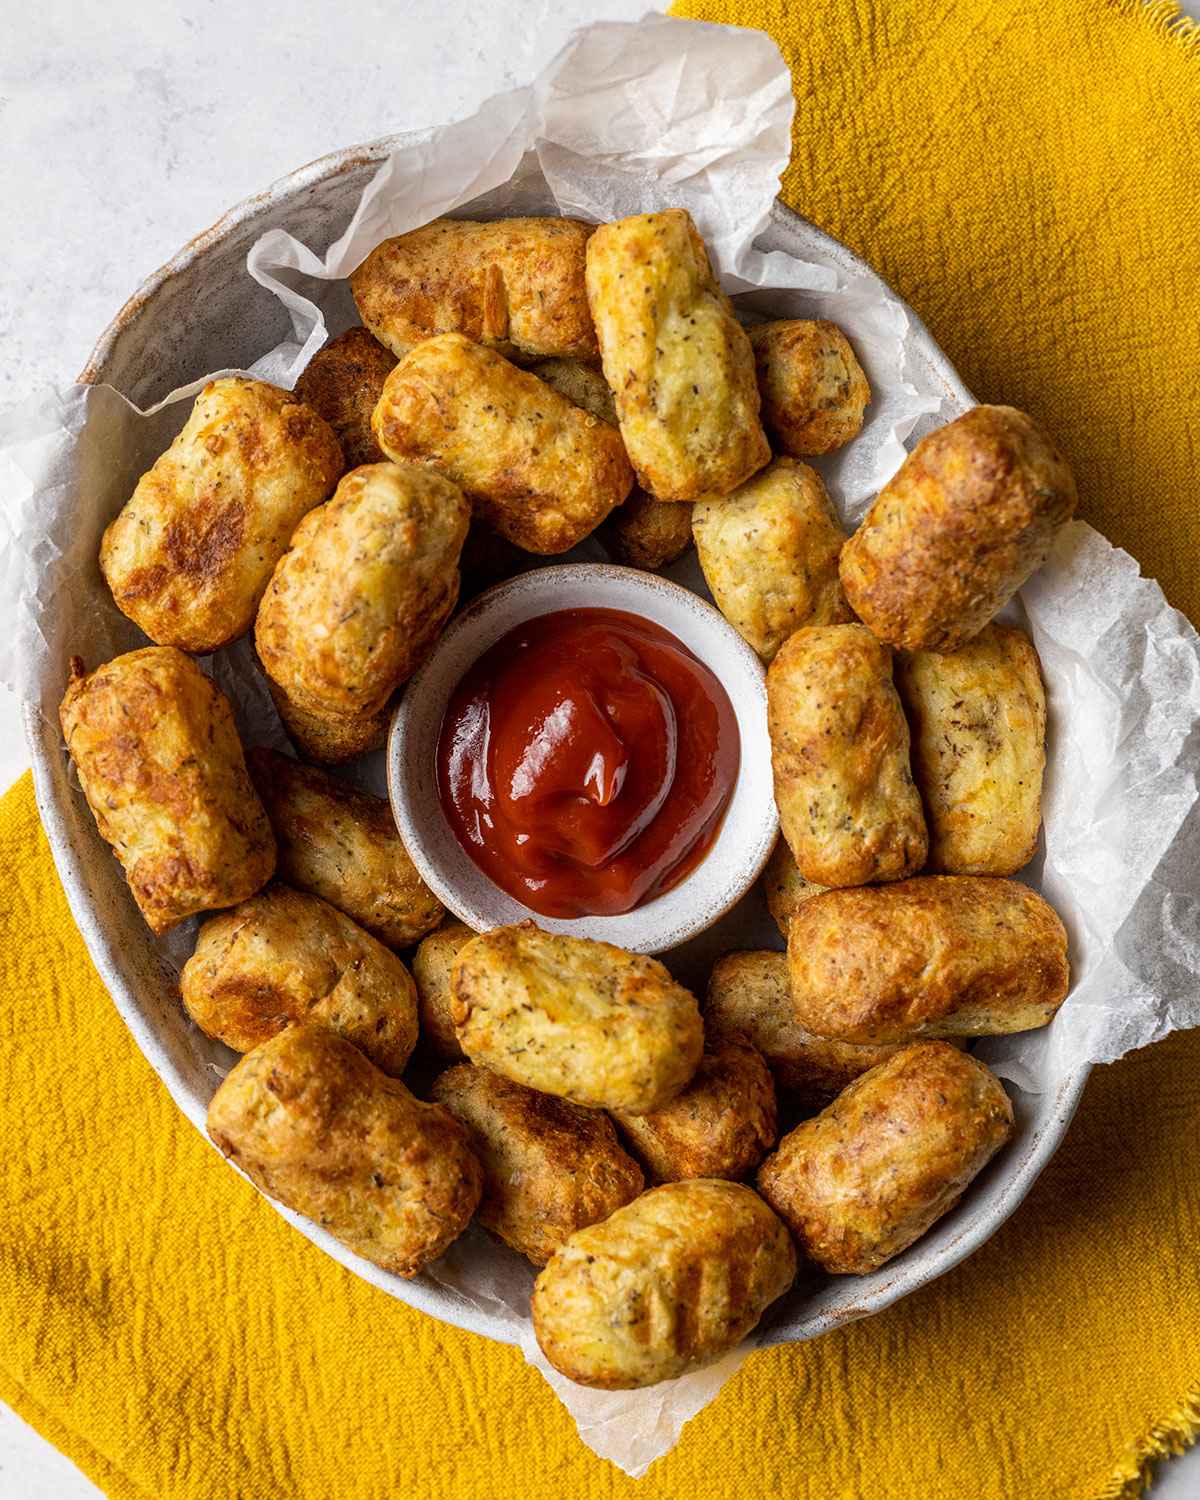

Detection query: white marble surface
xmin=2 ymin=1 xmax=1197 ymax=1495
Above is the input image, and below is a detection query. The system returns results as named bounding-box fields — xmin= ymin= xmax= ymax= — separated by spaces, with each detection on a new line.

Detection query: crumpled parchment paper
xmin=1 ymin=12 xmax=1198 ymax=1479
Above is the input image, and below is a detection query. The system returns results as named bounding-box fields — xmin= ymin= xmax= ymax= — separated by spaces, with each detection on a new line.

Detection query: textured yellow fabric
xmin=3 ymin=3 xmax=1200 ymax=1497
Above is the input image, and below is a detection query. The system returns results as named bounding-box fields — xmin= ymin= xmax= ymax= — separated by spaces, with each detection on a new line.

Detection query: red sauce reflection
xmin=436 ymin=607 xmax=739 ymax=918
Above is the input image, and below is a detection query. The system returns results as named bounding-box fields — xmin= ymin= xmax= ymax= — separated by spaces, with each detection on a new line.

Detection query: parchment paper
xmin=1 ymin=13 xmax=1198 ymax=1477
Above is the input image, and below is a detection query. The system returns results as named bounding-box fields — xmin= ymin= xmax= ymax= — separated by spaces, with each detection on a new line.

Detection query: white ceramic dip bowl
xmin=389 ymin=563 xmax=777 ymax=953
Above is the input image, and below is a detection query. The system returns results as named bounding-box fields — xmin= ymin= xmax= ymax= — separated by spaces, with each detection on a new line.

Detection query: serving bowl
xmin=25 ymin=132 xmax=1090 ymax=1352
xmin=389 ymin=563 xmax=777 ymax=954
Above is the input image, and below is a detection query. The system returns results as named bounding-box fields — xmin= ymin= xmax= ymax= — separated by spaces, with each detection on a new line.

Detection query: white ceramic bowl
xmin=25 ymin=134 xmax=1090 ymax=1352
xmin=389 ymin=564 xmax=777 ymax=953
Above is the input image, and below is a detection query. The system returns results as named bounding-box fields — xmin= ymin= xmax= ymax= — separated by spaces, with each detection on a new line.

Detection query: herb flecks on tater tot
xmin=182 ymin=884 xmax=420 ymax=1075
xmin=758 ymin=1043 xmax=1013 ymax=1274
xmin=586 ymin=209 xmax=769 ymax=502
xmin=255 ymin=461 xmax=469 ymax=760
xmin=60 ymin=648 xmax=275 ymax=934
xmin=532 ymin=1179 xmax=795 ymax=1388
xmin=787 ymin=876 xmax=1070 ymax=1043
xmin=351 ymin=217 xmax=599 ymax=364
xmin=896 ymin=624 xmax=1047 ymax=876
xmin=760 ymin=838 xmax=828 ymax=940
xmin=705 ymin=950 xmax=906 ymax=1109
xmin=450 ymin=922 xmax=703 ymax=1113
xmin=693 ymin=456 xmax=852 ymax=660
xmin=372 ymin=334 xmax=633 ymax=555
xmin=433 ymin=1065 xmax=643 ymax=1266
xmin=208 ymin=1025 xmax=481 ymax=1278
xmin=768 ymin=623 xmax=927 ymax=886
xmin=100 ymin=378 xmax=343 ymax=654
xmin=293 ymin=327 xmax=396 ymax=469
xmin=840 ymin=404 xmax=1077 ymax=654
xmin=611 ymin=1035 xmax=777 ymax=1183
xmin=748 ymin=319 xmax=870 ymax=456
xmin=529 ymin=354 xmax=693 ymax=570
xmin=247 ymin=748 xmax=443 ymax=949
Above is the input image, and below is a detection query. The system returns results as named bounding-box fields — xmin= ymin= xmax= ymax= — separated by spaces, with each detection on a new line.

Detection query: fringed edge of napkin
xmin=1116 ymin=0 xmax=1200 ymax=54
xmin=1098 ymin=1387 xmax=1200 ymax=1499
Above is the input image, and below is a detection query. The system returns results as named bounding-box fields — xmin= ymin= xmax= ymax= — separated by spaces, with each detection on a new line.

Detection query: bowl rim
xmin=77 ymin=132 xmax=429 ymax=386
xmin=36 ymin=132 xmax=1092 ymax=1353
xmin=387 ymin=561 xmax=778 ymax=952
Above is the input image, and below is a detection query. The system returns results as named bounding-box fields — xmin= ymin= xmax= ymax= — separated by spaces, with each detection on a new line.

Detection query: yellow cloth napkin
xmin=4 ymin=2 xmax=1200 ymax=1496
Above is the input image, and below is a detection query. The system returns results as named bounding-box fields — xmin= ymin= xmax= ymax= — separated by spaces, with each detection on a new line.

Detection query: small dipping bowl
xmin=388 ymin=564 xmax=778 ymax=954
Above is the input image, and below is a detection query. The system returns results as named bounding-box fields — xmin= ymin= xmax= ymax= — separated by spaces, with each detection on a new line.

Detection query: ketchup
xmin=436 ymin=607 xmax=739 ymax=918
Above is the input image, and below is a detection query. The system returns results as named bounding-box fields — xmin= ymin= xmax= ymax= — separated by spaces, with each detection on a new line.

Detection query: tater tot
xmin=100 ymin=378 xmax=342 ymax=653
xmin=350 ymin=216 xmax=598 ymax=364
xmin=606 ymin=489 xmax=694 ymax=570
xmin=267 ymin=682 xmax=392 ymax=767
xmin=757 ymin=1043 xmax=1013 ymax=1273
xmin=787 ymin=876 xmax=1070 ymax=1043
xmin=181 ymin=885 xmax=419 ymax=1075
xmin=246 ymin=748 xmax=443 ymax=949
xmin=693 ymin=457 xmax=851 ymax=660
xmin=529 ymin=355 xmax=692 ymax=569
xmin=748 ymin=319 xmax=870 ymax=456
xmin=585 ymin=209 xmax=769 ymax=501
xmin=611 ymin=1036 xmax=777 ymax=1182
xmin=59 ymin=648 xmax=275 ymax=934
xmin=527 ymin=357 xmax=617 ymax=422
xmin=432 ymin=1065 xmax=643 ymax=1265
xmin=705 ymin=950 xmax=904 ymax=1109
xmin=293 ymin=327 xmax=396 ymax=468
xmin=840 ymin=405 xmax=1077 ymax=653
xmin=895 ymin=624 xmax=1047 ymax=875
xmin=256 ymin=461 xmax=469 ymax=724
xmin=768 ymin=624 xmax=927 ymax=886
xmin=532 ymin=1179 xmax=796 ymax=1388
xmin=372 ymin=334 xmax=633 ymax=554
xmin=450 ymin=922 xmax=703 ymax=1113
xmin=412 ymin=919 xmax=475 ymax=1060
xmin=760 ymin=839 xmax=828 ymax=940
xmin=208 ymin=1024 xmax=481 ymax=1278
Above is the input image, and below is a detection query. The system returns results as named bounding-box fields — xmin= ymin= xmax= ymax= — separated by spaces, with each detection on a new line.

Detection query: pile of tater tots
xmin=60 ymin=207 xmax=1078 ymax=1389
